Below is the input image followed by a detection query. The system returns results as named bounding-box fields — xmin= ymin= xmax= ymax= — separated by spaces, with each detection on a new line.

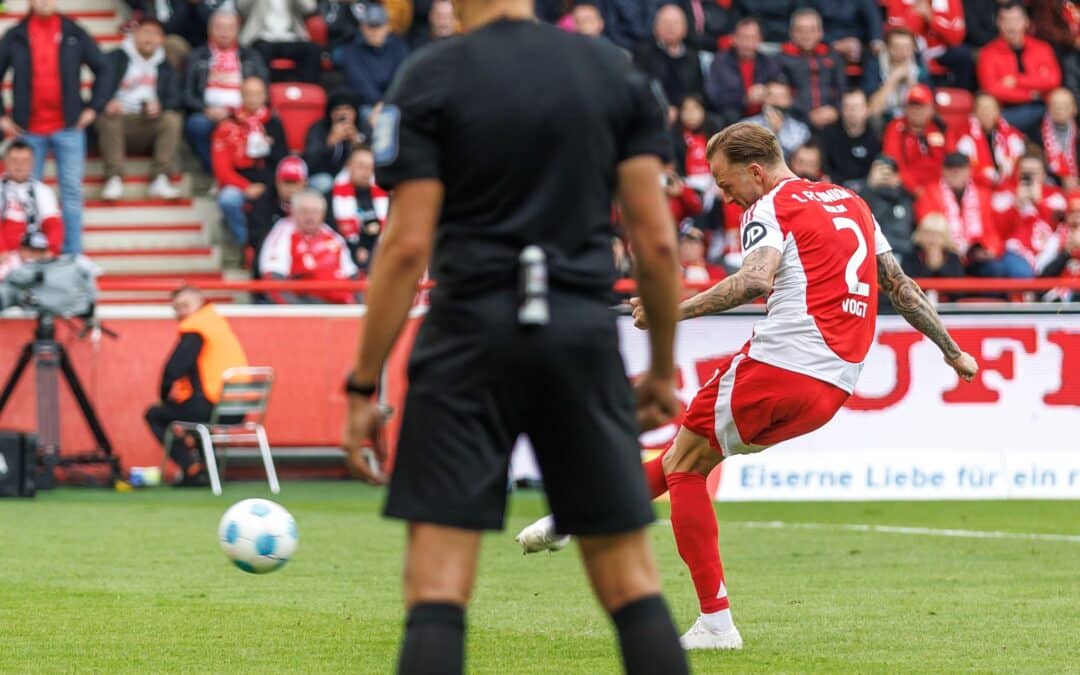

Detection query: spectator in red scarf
xmin=1002 ymin=174 xmax=1061 ymax=275
xmin=776 ymin=9 xmax=847 ymax=129
xmin=1036 ymin=188 xmax=1080 ymax=297
xmin=330 ymin=145 xmax=388 ymax=271
xmin=916 ymin=151 xmax=1033 ymax=277
xmin=882 ymin=84 xmax=948 ymax=195
xmin=0 ymin=140 xmax=62 ymax=255
xmin=679 ymin=226 xmax=724 ymax=285
xmin=976 ymin=2 xmax=1061 ymax=138
xmin=211 ymin=76 xmax=287 ymax=247
xmin=704 ymin=17 xmax=781 ymax=124
xmin=884 ymin=0 xmax=971 ymax=90
xmin=0 ymin=0 xmax=109 ymax=256
xmin=1042 ymin=87 xmax=1079 ymax=189
xmin=259 ymin=188 xmax=360 ymax=304
xmin=183 ymin=10 xmax=269 ymax=172
xmin=947 ymin=92 xmax=1027 ymax=192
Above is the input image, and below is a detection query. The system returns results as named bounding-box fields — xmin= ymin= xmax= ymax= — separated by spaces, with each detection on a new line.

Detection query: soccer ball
xmin=218 ymin=498 xmax=299 ymax=574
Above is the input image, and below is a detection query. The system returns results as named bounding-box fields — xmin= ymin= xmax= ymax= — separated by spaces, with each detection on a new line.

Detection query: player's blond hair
xmin=705 ymin=122 xmax=784 ymax=167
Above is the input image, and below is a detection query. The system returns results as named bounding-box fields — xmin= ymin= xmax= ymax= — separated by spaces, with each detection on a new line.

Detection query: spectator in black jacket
xmin=777 ymin=8 xmax=847 ymax=129
xmin=338 ymin=5 xmax=409 ymax=111
xmin=598 ymin=0 xmax=653 ymax=50
xmin=183 ymin=9 xmax=269 ymax=173
xmin=0 ymin=0 xmax=110 ymax=256
xmin=633 ymin=4 xmax=704 ymax=120
xmin=863 ymin=155 xmax=916 ymax=263
xmin=705 ymin=17 xmax=781 ymax=124
xmin=318 ymin=0 xmax=361 ymax=50
xmin=303 ymin=90 xmax=369 ymax=193
xmin=96 ymin=21 xmax=183 ymax=202
xmin=675 ymin=0 xmax=737 ymax=52
xmin=811 ymin=0 xmax=884 ymax=63
xmin=823 ymin=89 xmax=881 ymax=188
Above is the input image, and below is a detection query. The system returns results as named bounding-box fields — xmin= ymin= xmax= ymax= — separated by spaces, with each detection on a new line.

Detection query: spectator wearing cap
xmin=1041 ymin=88 xmax=1079 ymax=190
xmin=884 ymin=0 xmax=970 ymax=90
xmin=902 ymin=213 xmax=967 ymax=300
xmin=183 ymin=9 xmax=269 ymax=173
xmin=916 ymin=151 xmax=1033 ymax=277
xmin=259 ymin=189 xmax=360 ymax=304
xmin=339 ymin=5 xmax=410 ymax=112
xmin=237 ymin=0 xmax=321 ymax=84
xmin=211 ymin=76 xmax=287 ymax=247
xmin=823 ymin=88 xmax=881 ymax=188
xmin=866 ymin=28 xmax=929 ymax=122
xmin=947 ymin=92 xmax=1027 ymax=194
xmin=0 ymin=140 xmax=63 ymax=255
xmin=743 ymin=80 xmax=812 ymax=159
xmin=776 ymin=9 xmax=847 ymax=129
xmin=1036 ymin=188 xmax=1080 ymax=295
xmin=97 ymin=20 xmax=183 ymax=202
xmin=882 ymin=83 xmax=948 ymax=195
xmin=303 ymin=90 xmax=369 ymax=195
xmin=704 ymin=17 xmax=781 ymax=125
xmin=633 ymin=4 xmax=704 ymax=121
xmin=248 ymin=155 xmax=310 ymax=267
xmin=863 ymin=154 xmax=916 ymax=262
xmin=0 ymin=0 xmax=110 ymax=256
xmin=330 ymin=145 xmax=388 ymax=271
xmin=679 ymin=226 xmax=725 ymax=284
xmin=977 ymin=2 xmax=1061 ymax=138
xmin=412 ymin=0 xmax=458 ymax=48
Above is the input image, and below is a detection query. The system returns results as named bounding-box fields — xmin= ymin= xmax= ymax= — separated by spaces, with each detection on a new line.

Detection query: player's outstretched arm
xmin=876 ymin=251 xmax=978 ymax=382
xmin=675 ymin=247 xmax=781 ymax=321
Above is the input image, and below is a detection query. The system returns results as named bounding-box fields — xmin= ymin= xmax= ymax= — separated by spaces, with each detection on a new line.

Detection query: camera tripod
xmin=0 ymin=314 xmax=119 ymax=487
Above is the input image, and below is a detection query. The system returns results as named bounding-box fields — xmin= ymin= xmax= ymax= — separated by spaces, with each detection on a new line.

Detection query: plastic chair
xmin=161 ymin=367 xmax=279 ymax=496
xmin=935 ymin=87 xmax=973 ymax=130
xmin=270 ymin=83 xmax=328 ymax=153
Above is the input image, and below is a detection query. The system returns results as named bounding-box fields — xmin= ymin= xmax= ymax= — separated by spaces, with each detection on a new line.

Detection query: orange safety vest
xmin=168 ymin=304 xmax=248 ymax=404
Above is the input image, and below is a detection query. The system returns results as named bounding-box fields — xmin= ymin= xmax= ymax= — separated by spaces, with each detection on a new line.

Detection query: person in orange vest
xmin=145 ymin=286 xmax=248 ymax=485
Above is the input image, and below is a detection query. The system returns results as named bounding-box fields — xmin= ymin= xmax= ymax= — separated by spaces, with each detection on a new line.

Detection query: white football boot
xmin=679 ymin=616 xmax=743 ymax=650
xmin=514 ymin=515 xmax=571 ymax=554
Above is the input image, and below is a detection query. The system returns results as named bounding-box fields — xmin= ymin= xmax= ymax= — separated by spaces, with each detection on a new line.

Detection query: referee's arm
xmin=617 ymin=156 xmax=682 ymax=430
xmin=344 ymin=179 xmax=442 ymax=482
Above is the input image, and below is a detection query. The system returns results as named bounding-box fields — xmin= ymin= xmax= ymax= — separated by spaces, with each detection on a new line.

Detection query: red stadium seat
xmin=306 ymin=15 xmax=329 ymax=48
xmin=270 ymin=83 xmax=327 ymax=153
xmin=935 ymin=87 xmax=973 ymax=129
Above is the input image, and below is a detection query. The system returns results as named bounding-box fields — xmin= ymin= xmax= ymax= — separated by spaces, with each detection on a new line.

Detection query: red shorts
xmin=683 ymin=347 xmax=850 ymax=456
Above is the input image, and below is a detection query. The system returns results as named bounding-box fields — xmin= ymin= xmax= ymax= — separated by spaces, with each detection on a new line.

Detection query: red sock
xmin=642 ymin=443 xmax=672 ymax=499
xmin=667 ymin=471 xmax=729 ymax=614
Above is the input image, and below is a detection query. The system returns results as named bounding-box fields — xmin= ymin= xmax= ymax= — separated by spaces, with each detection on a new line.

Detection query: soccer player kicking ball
xmin=517 ymin=122 xmax=979 ymax=651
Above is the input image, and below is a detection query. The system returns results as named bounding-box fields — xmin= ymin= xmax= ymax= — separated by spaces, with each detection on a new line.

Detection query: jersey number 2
xmin=832 ymin=217 xmax=870 ymax=297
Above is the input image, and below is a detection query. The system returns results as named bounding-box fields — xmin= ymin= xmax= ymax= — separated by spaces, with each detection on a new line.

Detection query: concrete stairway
xmin=0 ymin=0 xmax=226 ymax=303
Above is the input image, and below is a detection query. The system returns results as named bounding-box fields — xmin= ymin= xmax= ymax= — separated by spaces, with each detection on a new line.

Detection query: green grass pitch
xmin=3 ymin=483 xmax=1079 ymax=673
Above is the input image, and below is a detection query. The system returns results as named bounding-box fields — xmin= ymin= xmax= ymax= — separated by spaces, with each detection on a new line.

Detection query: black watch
xmin=344 ymin=377 xmax=377 ymax=398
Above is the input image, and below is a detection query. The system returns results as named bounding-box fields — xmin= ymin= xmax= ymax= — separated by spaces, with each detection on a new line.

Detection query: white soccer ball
xmin=218 ymin=498 xmax=299 ymax=574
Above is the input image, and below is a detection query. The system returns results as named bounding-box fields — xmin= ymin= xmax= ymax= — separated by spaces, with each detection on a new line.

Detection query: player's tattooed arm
xmin=876 ymin=252 xmax=961 ymax=359
xmin=678 ymin=247 xmax=781 ymax=320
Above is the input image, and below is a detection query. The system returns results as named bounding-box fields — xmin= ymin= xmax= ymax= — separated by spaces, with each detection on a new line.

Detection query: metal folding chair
xmin=161 ymin=367 xmax=279 ymax=496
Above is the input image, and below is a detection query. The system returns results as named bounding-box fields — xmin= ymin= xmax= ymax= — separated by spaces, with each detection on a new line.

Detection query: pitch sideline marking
xmin=656 ymin=519 xmax=1080 ymax=543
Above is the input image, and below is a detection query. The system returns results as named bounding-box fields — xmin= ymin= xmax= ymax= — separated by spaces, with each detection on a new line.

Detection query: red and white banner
xmin=515 ymin=313 xmax=1080 ymax=500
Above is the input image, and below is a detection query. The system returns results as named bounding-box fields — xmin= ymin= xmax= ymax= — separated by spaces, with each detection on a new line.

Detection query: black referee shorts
xmin=383 ymin=290 xmax=655 ymax=536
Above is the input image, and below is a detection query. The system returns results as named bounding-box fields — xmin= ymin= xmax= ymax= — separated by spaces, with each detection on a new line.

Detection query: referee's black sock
xmin=611 ymin=595 xmax=689 ymax=675
xmin=396 ymin=602 xmax=465 ymax=675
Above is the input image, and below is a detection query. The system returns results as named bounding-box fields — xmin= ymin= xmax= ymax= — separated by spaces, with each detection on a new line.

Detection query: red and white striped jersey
xmin=740 ymin=178 xmax=892 ymax=393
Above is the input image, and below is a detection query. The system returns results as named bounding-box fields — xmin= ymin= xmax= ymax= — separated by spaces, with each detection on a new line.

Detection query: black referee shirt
xmin=373 ymin=18 xmax=671 ymax=300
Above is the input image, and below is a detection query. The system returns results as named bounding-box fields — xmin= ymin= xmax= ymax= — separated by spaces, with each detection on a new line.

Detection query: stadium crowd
xmin=0 ymin=0 xmax=1077 ymax=302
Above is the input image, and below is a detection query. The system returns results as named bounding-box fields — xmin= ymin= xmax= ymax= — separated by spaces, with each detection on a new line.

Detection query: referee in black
xmin=341 ymin=0 xmax=688 ymax=671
